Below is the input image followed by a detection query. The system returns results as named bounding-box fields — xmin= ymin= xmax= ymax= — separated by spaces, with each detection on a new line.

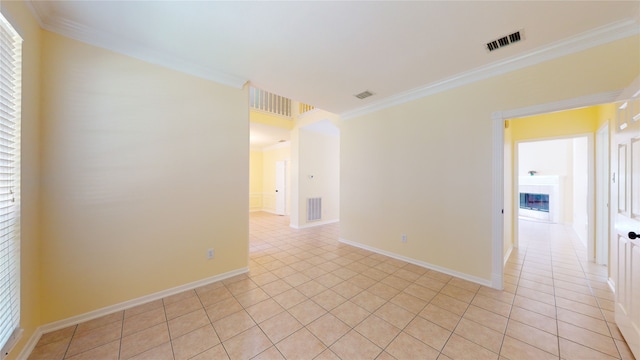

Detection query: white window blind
xmin=0 ymin=12 xmax=22 ymax=358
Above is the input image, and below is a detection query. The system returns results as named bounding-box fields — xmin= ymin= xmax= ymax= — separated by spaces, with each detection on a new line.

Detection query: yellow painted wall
xmin=341 ymin=35 xmax=640 ymax=283
xmin=596 ymin=103 xmax=617 ymax=129
xmin=39 ymin=31 xmax=249 ymax=323
xmin=250 ymin=110 xmax=294 ymax=130
xmin=249 ymin=150 xmax=263 ymax=211
xmin=510 ymin=106 xmax=598 ymax=141
xmin=0 ymin=2 xmax=42 ymax=359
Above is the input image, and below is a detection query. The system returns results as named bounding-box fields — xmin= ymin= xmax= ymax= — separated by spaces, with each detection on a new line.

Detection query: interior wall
xmin=1 ymin=2 xmax=42 ymax=359
xmin=572 ymin=137 xmax=589 ymax=246
xmin=596 ymin=103 xmax=617 ymax=128
xmin=297 ymin=129 xmax=340 ymax=227
xmin=250 ymin=110 xmax=294 ymax=130
xmin=341 ymin=35 xmax=639 ymax=284
xmin=249 ymin=150 xmax=263 ymax=211
xmin=39 ymin=31 xmax=249 ymax=323
xmin=510 ymin=107 xmax=598 ymax=140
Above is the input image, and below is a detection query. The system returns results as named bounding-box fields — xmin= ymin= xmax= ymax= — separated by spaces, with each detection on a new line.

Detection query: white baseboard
xmin=16 ymin=267 xmax=249 ymax=360
xmin=339 ymin=238 xmax=492 ymax=288
xmin=290 ymin=219 xmax=339 ymax=229
xmin=608 ymin=278 xmax=616 ymax=294
xmin=503 ymin=245 xmax=513 ymax=266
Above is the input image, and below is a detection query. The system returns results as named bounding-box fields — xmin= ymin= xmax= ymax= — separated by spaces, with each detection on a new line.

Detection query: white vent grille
xmin=486 ymin=30 xmax=523 ymax=52
xmin=307 ymin=197 xmax=322 ymax=221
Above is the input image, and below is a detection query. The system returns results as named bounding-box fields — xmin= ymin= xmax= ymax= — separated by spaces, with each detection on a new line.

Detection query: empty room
xmin=1 ymin=1 xmax=639 ymax=359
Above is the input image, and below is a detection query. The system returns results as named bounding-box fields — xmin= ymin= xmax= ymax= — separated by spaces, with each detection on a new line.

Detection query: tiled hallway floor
xmin=28 ymin=213 xmax=635 ymax=359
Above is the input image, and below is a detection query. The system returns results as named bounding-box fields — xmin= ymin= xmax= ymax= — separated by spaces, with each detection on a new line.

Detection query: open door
xmin=611 ymin=77 xmax=640 ymax=358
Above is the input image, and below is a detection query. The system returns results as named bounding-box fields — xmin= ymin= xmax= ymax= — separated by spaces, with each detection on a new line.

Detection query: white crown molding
xmin=25 ymin=0 xmax=50 ymax=29
xmin=341 ymin=19 xmax=640 ymax=120
xmin=26 ymin=1 xmax=247 ymax=89
xmin=25 ymin=2 xmax=640 ymax=115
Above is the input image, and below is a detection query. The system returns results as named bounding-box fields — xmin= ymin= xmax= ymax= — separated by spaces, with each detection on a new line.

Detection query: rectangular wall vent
xmin=307 ymin=197 xmax=322 ymax=221
xmin=486 ymin=30 xmax=523 ymax=52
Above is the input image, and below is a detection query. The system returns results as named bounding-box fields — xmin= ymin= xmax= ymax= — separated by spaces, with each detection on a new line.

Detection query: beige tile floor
xmin=28 ymin=212 xmax=635 ymax=360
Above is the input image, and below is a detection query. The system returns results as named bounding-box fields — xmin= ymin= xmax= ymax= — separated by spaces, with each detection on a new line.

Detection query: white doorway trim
xmin=491 ymin=89 xmax=622 ymax=290
xmin=595 ymin=123 xmax=609 ymax=265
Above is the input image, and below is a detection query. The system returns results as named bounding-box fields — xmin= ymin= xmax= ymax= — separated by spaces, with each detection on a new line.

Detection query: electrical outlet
xmin=207 ymin=248 xmax=214 ymax=259
xmin=401 ymin=234 xmax=407 ymax=243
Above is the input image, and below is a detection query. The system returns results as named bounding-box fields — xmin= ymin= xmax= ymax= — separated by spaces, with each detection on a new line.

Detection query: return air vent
xmin=355 ymin=90 xmax=374 ymax=99
xmin=486 ymin=30 xmax=523 ymax=52
xmin=307 ymin=197 xmax=322 ymax=221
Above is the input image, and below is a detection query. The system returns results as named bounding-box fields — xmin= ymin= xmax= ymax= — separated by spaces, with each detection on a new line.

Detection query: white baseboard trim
xmin=16 ymin=267 xmax=249 ymax=360
xmin=608 ymin=278 xmax=616 ymax=294
xmin=2 ymin=328 xmax=24 ymax=360
xmin=491 ymin=272 xmax=504 ymax=291
xmin=339 ymin=238 xmax=492 ymax=288
xmin=503 ymin=246 xmax=513 ymax=266
xmin=290 ymin=219 xmax=339 ymax=229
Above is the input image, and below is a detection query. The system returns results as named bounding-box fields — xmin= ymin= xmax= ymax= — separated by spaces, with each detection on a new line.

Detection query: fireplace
xmin=518 ymin=176 xmax=560 ymax=223
xmin=520 ymin=193 xmax=549 ymax=212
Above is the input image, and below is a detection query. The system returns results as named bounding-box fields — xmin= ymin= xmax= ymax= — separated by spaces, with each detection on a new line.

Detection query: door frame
xmin=491 ymin=89 xmax=622 ymax=289
xmin=595 ymin=122 xmax=610 ymax=265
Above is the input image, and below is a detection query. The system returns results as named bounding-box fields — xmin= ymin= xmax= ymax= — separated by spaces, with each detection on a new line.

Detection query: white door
xmin=275 ymin=161 xmax=286 ymax=215
xmin=611 ymin=77 xmax=640 ymax=359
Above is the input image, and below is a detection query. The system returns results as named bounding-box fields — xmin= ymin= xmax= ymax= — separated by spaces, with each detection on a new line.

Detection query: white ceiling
xmin=27 ymin=1 xmax=640 ymax=117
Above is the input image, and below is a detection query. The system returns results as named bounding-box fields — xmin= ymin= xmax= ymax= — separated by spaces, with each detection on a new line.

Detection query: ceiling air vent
xmin=355 ymin=90 xmax=374 ymax=99
xmin=486 ymin=30 xmax=523 ymax=52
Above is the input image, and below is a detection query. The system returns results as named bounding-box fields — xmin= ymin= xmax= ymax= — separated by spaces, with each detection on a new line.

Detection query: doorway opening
xmin=514 ymin=135 xmax=592 ymax=252
xmin=248 ymin=87 xmax=341 ymax=229
xmin=494 ymin=93 xmax=619 ymax=290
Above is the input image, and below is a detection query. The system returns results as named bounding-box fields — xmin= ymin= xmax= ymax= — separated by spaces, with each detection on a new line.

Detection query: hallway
xmin=507 ymin=219 xmax=633 ymax=359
